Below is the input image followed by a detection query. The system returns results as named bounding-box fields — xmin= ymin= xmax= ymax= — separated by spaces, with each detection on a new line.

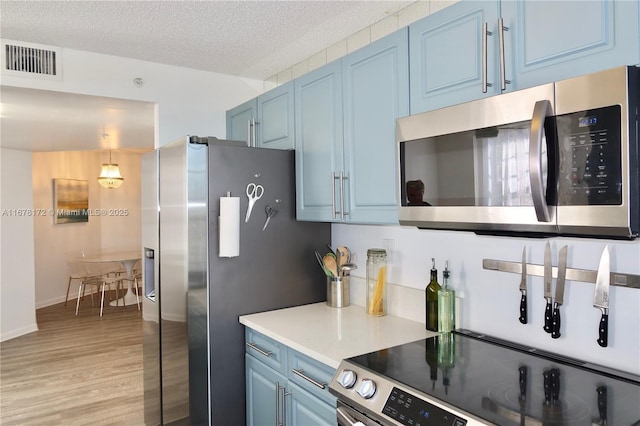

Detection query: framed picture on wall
xmin=53 ymin=179 xmax=89 ymax=224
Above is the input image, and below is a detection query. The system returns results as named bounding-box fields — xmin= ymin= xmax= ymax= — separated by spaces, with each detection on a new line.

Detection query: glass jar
xmin=366 ymin=248 xmax=388 ymax=316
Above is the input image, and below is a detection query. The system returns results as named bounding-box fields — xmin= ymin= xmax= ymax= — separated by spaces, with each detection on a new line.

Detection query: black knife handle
xmin=518 ymin=366 xmax=528 ymax=399
xmin=597 ymin=312 xmax=608 ymax=347
xmin=551 ymin=305 xmax=561 ymax=339
xmin=519 ymin=294 xmax=527 ymax=324
xmin=544 ymin=301 xmax=553 ymax=333
xmin=597 ymin=386 xmax=607 ymax=424
xmin=543 ymin=370 xmax=551 ymax=405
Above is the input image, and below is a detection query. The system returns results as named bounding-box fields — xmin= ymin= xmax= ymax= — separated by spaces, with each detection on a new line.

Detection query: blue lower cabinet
xmin=245 ymin=330 xmax=337 ymax=426
xmin=246 ymin=354 xmax=287 ymax=426
xmin=288 ymin=382 xmax=336 ymax=426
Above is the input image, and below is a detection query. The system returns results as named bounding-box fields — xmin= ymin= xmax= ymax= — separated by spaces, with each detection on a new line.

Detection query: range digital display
xmin=383 ymin=387 xmax=467 ymax=426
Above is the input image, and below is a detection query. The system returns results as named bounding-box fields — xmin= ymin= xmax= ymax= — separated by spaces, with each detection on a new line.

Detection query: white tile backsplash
xmin=333 ymin=223 xmax=640 ymax=375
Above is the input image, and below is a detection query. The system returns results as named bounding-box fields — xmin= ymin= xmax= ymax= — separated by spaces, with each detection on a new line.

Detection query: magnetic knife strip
xmin=482 ymin=258 xmax=640 ymax=289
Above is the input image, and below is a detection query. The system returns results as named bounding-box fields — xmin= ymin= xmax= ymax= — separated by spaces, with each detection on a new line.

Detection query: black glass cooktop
xmin=348 ymin=330 xmax=640 ymax=425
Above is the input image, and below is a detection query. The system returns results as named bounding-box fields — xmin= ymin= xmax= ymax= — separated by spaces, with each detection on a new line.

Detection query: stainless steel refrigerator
xmin=141 ymin=136 xmax=330 ymax=425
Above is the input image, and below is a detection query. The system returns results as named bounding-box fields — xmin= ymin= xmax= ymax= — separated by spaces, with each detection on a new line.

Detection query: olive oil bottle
xmin=438 ymin=261 xmax=456 ymax=333
xmin=425 ymin=258 xmax=441 ymax=331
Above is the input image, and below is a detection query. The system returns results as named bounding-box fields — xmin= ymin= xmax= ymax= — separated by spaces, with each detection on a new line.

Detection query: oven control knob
xmin=357 ymin=378 xmax=377 ymax=399
xmin=337 ymin=369 xmax=357 ymax=389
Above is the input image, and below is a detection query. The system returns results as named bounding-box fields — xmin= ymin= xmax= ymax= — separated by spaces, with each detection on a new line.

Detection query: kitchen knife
xmin=543 ymin=242 xmax=553 ymax=333
xmin=593 ymin=245 xmax=610 ymax=347
xmin=518 ymin=247 xmax=528 ymax=324
xmin=551 ymin=245 xmax=568 ymax=339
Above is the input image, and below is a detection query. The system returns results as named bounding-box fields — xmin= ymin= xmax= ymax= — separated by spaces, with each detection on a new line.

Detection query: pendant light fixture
xmin=97 ymin=148 xmax=124 ymax=189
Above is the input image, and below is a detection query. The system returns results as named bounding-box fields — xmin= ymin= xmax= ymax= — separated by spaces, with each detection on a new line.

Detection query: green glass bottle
xmin=425 ymin=258 xmax=441 ymax=331
xmin=424 ymin=336 xmax=439 ymax=390
xmin=438 ymin=261 xmax=456 ymax=333
xmin=437 ymin=332 xmax=456 ymax=394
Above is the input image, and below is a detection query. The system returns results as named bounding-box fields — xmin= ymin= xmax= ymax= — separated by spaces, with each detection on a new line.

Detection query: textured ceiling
xmin=1 ymin=0 xmax=413 ymax=79
xmin=0 ymin=0 xmax=413 ymax=152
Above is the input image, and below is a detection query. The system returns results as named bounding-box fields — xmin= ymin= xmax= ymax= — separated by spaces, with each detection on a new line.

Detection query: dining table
xmin=82 ymin=250 xmax=142 ymax=307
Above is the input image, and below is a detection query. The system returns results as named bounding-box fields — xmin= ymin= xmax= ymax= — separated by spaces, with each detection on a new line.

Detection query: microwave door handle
xmin=529 ymin=99 xmax=552 ymax=222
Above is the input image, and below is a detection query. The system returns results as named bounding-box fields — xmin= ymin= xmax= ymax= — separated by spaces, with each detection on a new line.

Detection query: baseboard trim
xmin=0 ymin=323 xmax=39 ymax=342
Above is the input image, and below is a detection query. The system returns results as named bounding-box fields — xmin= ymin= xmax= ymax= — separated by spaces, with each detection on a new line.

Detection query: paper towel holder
xmin=219 ymin=191 xmax=240 ymax=258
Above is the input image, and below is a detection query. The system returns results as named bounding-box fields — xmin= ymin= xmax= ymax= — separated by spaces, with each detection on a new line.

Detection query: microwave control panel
xmin=557 ymin=105 xmax=622 ymax=206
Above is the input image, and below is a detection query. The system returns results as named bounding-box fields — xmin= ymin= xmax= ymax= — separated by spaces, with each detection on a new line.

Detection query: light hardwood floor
xmin=0 ymin=292 xmax=145 ymax=426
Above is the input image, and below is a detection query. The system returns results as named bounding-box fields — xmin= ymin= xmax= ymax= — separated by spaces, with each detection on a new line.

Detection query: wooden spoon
xmin=336 ymin=246 xmax=350 ymax=266
xmin=322 ymin=253 xmax=338 ymax=277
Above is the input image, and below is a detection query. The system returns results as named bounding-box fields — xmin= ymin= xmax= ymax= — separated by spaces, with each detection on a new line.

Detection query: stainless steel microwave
xmin=397 ymin=66 xmax=639 ymax=239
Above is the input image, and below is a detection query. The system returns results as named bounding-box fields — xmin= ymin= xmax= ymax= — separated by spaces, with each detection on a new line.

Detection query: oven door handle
xmin=337 ymin=406 xmax=366 ymax=426
xmin=529 ymin=99 xmax=553 ymax=223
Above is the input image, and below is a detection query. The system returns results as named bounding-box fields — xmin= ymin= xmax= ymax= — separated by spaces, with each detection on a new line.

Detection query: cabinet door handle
xmin=275 ymin=382 xmax=290 ymax=426
xmin=246 ymin=342 xmax=272 ymax=358
xmin=498 ymin=18 xmax=511 ymax=90
xmin=529 ymin=99 xmax=553 ymax=223
xmin=331 ymin=172 xmax=338 ymax=219
xmin=247 ymin=119 xmax=252 ymax=147
xmin=339 ymin=172 xmax=349 ymax=220
xmin=282 ymin=388 xmax=291 ymax=426
xmin=291 ymin=368 xmax=327 ymax=389
xmin=482 ymin=22 xmax=493 ymax=93
xmin=275 ymin=382 xmax=283 ymax=426
xmin=252 ymin=118 xmax=259 ymax=148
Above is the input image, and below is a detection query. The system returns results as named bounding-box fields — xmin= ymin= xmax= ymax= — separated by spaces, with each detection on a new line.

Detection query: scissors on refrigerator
xmin=245 ymin=183 xmax=264 ymax=222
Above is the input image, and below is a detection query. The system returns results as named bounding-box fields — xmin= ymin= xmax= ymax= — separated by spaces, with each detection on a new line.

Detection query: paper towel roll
xmin=219 ymin=195 xmax=240 ymax=257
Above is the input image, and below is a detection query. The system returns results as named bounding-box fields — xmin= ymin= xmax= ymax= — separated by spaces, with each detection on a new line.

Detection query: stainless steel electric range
xmin=329 ymin=330 xmax=640 ymax=425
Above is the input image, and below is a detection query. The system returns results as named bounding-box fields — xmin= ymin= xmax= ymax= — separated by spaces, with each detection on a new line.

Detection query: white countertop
xmin=239 ymin=302 xmax=435 ymax=369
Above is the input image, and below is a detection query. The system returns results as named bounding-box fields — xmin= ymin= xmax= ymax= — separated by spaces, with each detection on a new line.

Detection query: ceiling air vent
xmin=1 ymin=40 xmax=62 ymax=80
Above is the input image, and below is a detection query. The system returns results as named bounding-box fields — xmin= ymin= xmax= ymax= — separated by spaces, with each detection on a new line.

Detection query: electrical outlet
xmin=383 ymin=238 xmax=394 ymax=263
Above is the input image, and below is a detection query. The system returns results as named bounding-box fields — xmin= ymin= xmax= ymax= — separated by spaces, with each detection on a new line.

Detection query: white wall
xmin=0 ymin=46 xmax=264 ymax=341
xmin=332 ymin=224 xmax=640 ymax=374
xmin=0 ymin=149 xmax=38 ymax=341
xmin=31 ymin=150 xmax=142 ymax=308
xmin=0 ymin=46 xmax=264 ymax=147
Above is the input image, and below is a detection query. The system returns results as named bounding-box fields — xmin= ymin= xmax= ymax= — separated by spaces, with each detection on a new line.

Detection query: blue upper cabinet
xmin=226 ymin=81 xmax=295 ymax=149
xmin=343 ymin=29 xmax=409 ymax=224
xmin=410 ymin=0 xmax=640 ymax=114
xmin=502 ymin=0 xmax=640 ymax=89
xmin=409 ymin=1 xmax=501 ymax=113
xmin=295 ymin=60 xmax=344 ymax=222
xmin=295 ymin=29 xmax=408 ymax=224
xmin=226 ymin=98 xmax=255 ymax=145
xmin=256 ymin=82 xmax=295 ymax=149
